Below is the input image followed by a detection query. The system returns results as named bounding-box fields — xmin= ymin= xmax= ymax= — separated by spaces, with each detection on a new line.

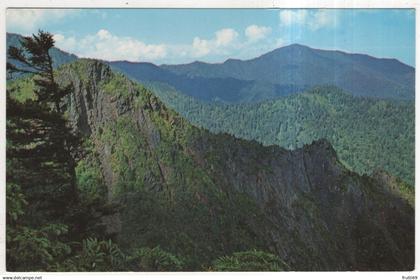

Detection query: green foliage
xmin=61 ymin=238 xmax=125 ymax=271
xmin=6 ymin=76 xmax=36 ymax=102
xmin=126 ymin=246 xmax=184 ymax=271
xmin=85 ymin=74 xmax=272 ymax=270
xmin=7 ymin=31 xmax=74 ymax=112
xmin=6 ymin=92 xmax=81 ymax=227
xmin=7 ymin=32 xmax=77 ymax=80
xmin=7 ymin=224 xmax=72 ymax=271
xmin=56 ymin=58 xmax=95 ymax=84
xmin=396 ymin=178 xmax=415 ymax=207
xmin=6 ymin=183 xmax=27 ymax=223
xmin=75 ymin=142 xmax=108 ymax=203
xmin=6 ymin=32 xmax=80 ymax=214
xmin=6 ymin=32 xmax=116 ymax=272
xmin=6 ymin=185 xmax=72 ymax=271
xmin=212 ymin=249 xmax=287 ymax=271
xmin=152 ymin=83 xmax=414 ymax=186
xmin=102 ymin=72 xmax=132 ymax=98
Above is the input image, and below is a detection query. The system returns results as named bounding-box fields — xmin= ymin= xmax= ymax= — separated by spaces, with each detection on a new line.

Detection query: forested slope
xmin=148 ymin=83 xmax=415 ymax=186
xmin=57 ymin=60 xmax=414 ymax=270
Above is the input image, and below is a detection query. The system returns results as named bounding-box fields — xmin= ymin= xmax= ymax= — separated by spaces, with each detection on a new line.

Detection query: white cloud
xmin=279 ymin=10 xmax=308 ymax=26
xmin=7 ymin=9 xmax=76 ymax=33
xmin=54 ymin=25 xmax=279 ymax=63
xmin=309 ymin=10 xmax=338 ymax=30
xmin=215 ymin=28 xmax=238 ymax=46
xmin=192 ymin=37 xmax=211 ymax=57
xmin=190 ymin=28 xmax=239 ymax=58
xmin=53 ymin=34 xmax=77 ymax=50
xmin=54 ymin=29 xmax=167 ymax=62
xmin=245 ymin=25 xmax=272 ymax=42
xmin=279 ymin=9 xmax=338 ymax=30
xmin=97 ymin=29 xmax=112 ymax=40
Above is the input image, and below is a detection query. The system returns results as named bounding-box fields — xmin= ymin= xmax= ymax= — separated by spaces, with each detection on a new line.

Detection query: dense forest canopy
xmin=149 ymin=82 xmax=415 ymax=186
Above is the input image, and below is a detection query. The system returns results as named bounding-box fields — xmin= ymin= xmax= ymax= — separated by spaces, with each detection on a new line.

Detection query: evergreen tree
xmin=7 ymin=30 xmax=80 ymax=223
xmin=8 ymin=31 xmax=72 ymax=111
xmin=6 ymin=30 xmax=112 ymax=271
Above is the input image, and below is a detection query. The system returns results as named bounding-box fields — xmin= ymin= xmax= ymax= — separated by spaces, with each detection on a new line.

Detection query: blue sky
xmin=6 ymin=9 xmax=415 ymax=66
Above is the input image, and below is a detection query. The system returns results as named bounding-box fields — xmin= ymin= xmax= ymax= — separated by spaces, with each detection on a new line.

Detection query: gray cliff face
xmin=56 ymin=60 xmax=414 ymax=271
xmin=192 ymin=132 xmax=414 ymax=270
xmin=58 ymin=60 xmax=132 ymax=136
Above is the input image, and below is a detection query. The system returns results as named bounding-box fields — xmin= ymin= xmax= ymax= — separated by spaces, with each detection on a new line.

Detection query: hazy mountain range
xmin=161 ymin=44 xmax=415 ymax=101
xmin=7 ymin=33 xmax=415 ymax=102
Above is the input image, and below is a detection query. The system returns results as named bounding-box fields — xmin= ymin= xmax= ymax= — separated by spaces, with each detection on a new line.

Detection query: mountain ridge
xmin=161 ymin=43 xmax=415 ymax=100
xmin=46 ymin=59 xmax=413 ymax=270
xmin=7 ymin=32 xmax=413 ymax=71
xmin=109 ymin=60 xmax=304 ymax=103
xmin=148 ymin=82 xmax=414 ymax=185
xmin=7 ymin=32 xmax=415 ymax=102
xmin=254 ymin=43 xmax=413 ymax=68
xmin=160 ymin=43 xmax=413 ymax=69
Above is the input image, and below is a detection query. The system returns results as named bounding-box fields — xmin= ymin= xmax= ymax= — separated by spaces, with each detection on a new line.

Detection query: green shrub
xmin=62 ymin=238 xmax=126 ymax=271
xmin=126 ymin=246 xmax=184 ymax=271
xmin=212 ymin=249 xmax=288 ymax=271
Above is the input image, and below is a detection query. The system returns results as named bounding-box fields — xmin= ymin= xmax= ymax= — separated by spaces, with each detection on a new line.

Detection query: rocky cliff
xmin=54 ymin=59 xmax=414 ymax=271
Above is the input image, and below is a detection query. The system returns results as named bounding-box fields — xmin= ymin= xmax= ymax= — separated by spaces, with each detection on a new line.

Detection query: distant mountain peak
xmin=284 ymin=43 xmax=310 ymax=49
xmin=224 ymin=58 xmax=242 ymax=64
xmin=162 ymin=41 xmax=414 ymax=101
